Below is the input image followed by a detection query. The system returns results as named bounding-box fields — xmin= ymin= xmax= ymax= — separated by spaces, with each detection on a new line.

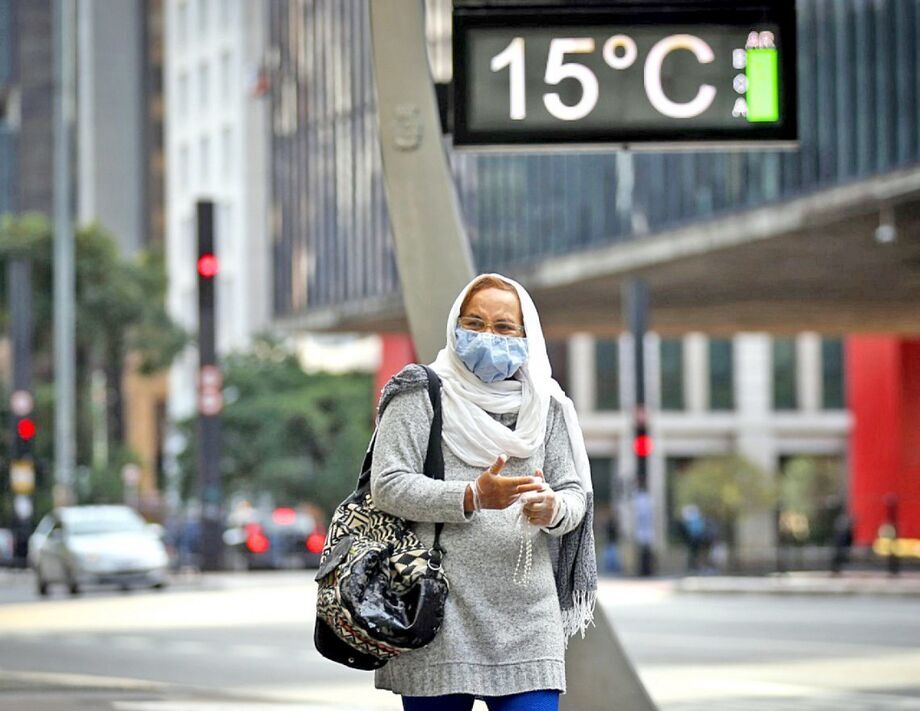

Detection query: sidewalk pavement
xmin=6 ymin=564 xmax=919 ymax=597
xmin=667 ymin=570 xmax=920 ymax=596
xmin=0 ymin=669 xmax=369 ymax=711
xmin=5 ymin=563 xmax=919 ymax=597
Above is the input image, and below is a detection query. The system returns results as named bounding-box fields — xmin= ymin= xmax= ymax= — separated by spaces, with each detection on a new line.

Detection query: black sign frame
xmin=451 ymin=1 xmax=798 ymax=149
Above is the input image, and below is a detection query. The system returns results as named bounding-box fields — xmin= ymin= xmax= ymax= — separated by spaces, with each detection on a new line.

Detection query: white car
xmin=29 ymin=505 xmax=169 ymax=596
xmin=0 ymin=528 xmax=14 ymax=566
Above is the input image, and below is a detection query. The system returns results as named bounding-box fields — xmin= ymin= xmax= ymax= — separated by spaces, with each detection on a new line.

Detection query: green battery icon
xmin=746 ymin=48 xmax=779 ymax=122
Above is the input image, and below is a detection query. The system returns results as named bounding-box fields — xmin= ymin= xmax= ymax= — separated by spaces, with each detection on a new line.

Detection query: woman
xmin=370 ymin=274 xmax=598 ymax=711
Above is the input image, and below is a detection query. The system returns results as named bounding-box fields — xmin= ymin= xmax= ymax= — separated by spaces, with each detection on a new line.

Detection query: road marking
xmin=54 ymin=632 xmax=97 ymax=646
xmin=232 ymin=683 xmax=404 ymax=710
xmin=168 ymin=640 xmax=211 ymax=655
xmin=298 ymin=649 xmax=323 ymax=663
xmin=0 ymin=585 xmax=315 ymax=633
xmin=110 ymin=634 xmax=157 ymax=651
xmin=229 ymin=644 xmax=276 ymax=659
xmin=623 ymin=630 xmax=908 ymax=657
xmin=639 ymin=650 xmax=920 ymax=704
xmin=115 ymin=704 xmax=371 ymax=711
xmin=663 ymin=690 xmax=920 ymax=710
xmin=597 ymin=579 xmax=674 ymax=606
xmin=0 ymin=668 xmax=165 ymax=690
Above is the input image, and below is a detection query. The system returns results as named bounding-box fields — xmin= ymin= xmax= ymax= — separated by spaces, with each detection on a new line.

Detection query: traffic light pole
xmin=8 ymin=257 xmax=34 ymax=563
xmin=625 ymin=278 xmax=650 ymax=491
xmin=369 ymin=3 xmax=655 ymax=709
xmin=624 ymin=278 xmax=655 ymax=578
xmin=196 ymin=201 xmax=223 ymax=571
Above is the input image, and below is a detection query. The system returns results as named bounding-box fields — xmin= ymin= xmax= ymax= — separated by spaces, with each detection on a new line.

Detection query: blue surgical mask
xmin=454 ymin=327 xmax=529 ymax=383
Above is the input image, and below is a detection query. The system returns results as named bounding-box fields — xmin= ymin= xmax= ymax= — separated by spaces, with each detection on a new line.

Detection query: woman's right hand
xmin=471 ymin=455 xmax=544 ymax=510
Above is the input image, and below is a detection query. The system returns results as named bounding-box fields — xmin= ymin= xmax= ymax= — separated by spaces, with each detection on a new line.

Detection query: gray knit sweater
xmin=370 ymin=365 xmax=586 ymax=698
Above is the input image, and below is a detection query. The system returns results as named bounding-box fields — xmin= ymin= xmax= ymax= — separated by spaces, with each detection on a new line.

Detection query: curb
xmin=675 ymin=574 xmax=920 ymax=597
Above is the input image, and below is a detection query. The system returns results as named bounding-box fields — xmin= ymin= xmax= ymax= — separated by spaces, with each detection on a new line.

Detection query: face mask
xmin=454 ymin=327 xmax=529 ymax=383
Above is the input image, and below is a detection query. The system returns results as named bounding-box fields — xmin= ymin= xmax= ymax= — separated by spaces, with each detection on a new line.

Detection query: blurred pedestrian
xmin=633 ymin=489 xmax=655 ymax=577
xmin=177 ymin=503 xmax=201 ymax=570
xmin=602 ymin=507 xmax=622 ymax=574
xmin=679 ymin=504 xmax=706 ymax=574
xmin=371 ymin=274 xmax=597 ymax=711
xmin=830 ymin=510 xmax=853 ymax=575
xmin=708 ymin=520 xmax=729 ymax=572
xmin=881 ymin=493 xmax=900 ymax=577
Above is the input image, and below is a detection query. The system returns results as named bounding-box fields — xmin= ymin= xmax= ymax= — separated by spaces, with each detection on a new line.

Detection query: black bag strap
xmin=421 ymin=365 xmax=444 ymax=483
xmin=355 ymin=365 xmax=447 ymax=558
xmin=421 ymin=366 xmax=446 ymax=560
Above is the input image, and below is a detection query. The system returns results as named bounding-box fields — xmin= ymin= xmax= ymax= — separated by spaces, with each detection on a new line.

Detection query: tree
xmin=0 ymin=213 xmax=187 ymax=517
xmin=176 ymin=338 xmax=374 ymax=521
xmin=674 ymin=454 xmax=777 ymax=565
xmin=779 ymin=456 xmax=845 ymax=545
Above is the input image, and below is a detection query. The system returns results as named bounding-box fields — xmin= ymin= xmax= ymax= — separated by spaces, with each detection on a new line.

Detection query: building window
xmin=588 ymin=457 xmax=614 ymax=507
xmin=220 ymin=51 xmax=232 ymax=104
xmin=181 ymin=214 xmax=196 ymax=291
xmin=660 ymin=337 xmax=684 ymax=410
xmin=199 ymin=135 xmax=209 ymax=187
xmin=178 ymin=1 xmax=189 ymax=50
xmin=221 ymin=125 xmax=232 ymax=178
xmin=708 ymin=337 xmax=734 ymax=410
xmin=220 ymin=0 xmax=232 ymax=31
xmin=179 ymin=144 xmax=190 ymax=190
xmin=595 ymin=337 xmax=619 ymax=411
xmin=772 ymin=336 xmax=798 ymax=410
xmin=199 ymin=62 xmax=209 ymax=114
xmin=545 ymin=338 xmax=569 ymax=395
xmin=217 ymin=202 xmax=232 ymax=253
xmin=821 ymin=337 xmax=846 ymax=410
xmin=178 ymin=71 xmax=188 ymax=118
xmin=198 ymin=0 xmax=208 ymax=38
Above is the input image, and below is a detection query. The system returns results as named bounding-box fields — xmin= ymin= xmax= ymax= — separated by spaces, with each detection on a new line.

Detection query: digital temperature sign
xmin=452 ymin=2 xmax=797 ymax=148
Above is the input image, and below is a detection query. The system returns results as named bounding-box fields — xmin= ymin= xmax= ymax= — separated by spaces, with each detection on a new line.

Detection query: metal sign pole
xmin=369 ymin=0 xmax=474 ymax=361
xmin=52 ymin=0 xmax=77 ymax=507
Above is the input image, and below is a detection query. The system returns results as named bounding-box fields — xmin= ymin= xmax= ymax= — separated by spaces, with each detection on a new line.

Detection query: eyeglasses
xmin=458 ymin=315 xmax=525 ymax=337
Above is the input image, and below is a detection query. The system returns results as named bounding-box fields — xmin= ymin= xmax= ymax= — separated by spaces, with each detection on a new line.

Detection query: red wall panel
xmin=375 ymin=333 xmax=417 ymax=411
xmin=847 ymin=336 xmax=920 ymax=543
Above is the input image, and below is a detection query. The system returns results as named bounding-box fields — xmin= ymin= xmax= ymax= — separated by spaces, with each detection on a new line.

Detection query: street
xmin=0 ymin=570 xmax=918 ymax=710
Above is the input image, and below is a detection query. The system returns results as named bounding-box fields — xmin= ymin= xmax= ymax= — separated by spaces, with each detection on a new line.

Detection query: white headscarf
xmin=426 ymin=273 xmax=597 ymax=642
xmin=428 ymin=273 xmax=592 ymax=501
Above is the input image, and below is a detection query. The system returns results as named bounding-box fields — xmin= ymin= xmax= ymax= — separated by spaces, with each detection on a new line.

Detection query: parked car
xmin=0 ymin=528 xmax=14 ymax=567
xmin=29 ymin=505 xmax=169 ymax=596
xmin=223 ymin=507 xmax=325 ymax=571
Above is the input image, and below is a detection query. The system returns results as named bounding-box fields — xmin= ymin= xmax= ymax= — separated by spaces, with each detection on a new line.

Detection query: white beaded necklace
xmin=512 ymin=507 xmax=539 ymax=586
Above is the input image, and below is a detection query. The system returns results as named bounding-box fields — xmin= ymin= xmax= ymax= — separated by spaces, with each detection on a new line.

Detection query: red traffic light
xmin=17 ymin=417 xmax=36 ymax=441
xmin=633 ymin=433 xmax=653 ymax=457
xmin=197 ymin=253 xmax=220 ymax=278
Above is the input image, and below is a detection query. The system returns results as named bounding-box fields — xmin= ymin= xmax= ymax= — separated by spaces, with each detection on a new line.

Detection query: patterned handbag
xmin=313 ymin=365 xmax=450 ymax=670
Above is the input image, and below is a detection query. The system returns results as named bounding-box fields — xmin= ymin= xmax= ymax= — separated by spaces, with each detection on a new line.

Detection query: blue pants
xmin=401 ymin=689 xmax=560 ymax=711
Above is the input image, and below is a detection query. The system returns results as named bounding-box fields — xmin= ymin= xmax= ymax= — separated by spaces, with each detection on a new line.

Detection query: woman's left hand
xmin=522 ymin=469 xmax=560 ymax=527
